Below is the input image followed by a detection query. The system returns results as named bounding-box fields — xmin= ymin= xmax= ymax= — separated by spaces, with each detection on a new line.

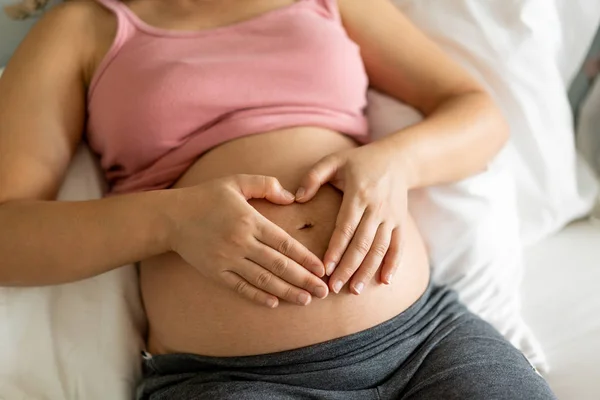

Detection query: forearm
xmin=0 ymin=190 xmax=174 ymax=286
xmin=382 ymin=91 xmax=510 ymax=189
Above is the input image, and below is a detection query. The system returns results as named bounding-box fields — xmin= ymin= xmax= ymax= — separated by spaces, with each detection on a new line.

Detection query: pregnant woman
xmin=0 ymin=0 xmax=556 ymax=399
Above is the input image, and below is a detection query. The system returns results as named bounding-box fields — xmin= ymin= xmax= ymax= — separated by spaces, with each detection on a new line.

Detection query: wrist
xmin=375 ymin=134 xmax=420 ymax=189
xmin=150 ymin=188 xmax=188 ymax=253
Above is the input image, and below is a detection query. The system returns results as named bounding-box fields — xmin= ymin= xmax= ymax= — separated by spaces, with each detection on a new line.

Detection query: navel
xmin=298 ymin=222 xmax=315 ymax=231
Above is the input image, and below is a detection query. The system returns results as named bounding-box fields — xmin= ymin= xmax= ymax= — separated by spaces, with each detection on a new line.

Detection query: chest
xmin=86 ymin=2 xmax=369 ymax=172
xmin=123 ymin=0 xmax=300 ymax=32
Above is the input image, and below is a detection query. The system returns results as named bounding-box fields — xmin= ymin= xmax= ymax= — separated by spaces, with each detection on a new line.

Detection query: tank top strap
xmin=94 ymin=0 xmax=147 ymax=35
xmin=88 ymin=0 xmax=138 ymax=101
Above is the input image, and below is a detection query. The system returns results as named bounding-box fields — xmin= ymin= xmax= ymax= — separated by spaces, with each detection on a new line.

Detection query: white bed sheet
xmin=522 ymin=220 xmax=600 ymax=400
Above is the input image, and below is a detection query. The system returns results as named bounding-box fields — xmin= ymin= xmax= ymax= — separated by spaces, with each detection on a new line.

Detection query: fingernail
xmin=266 ymin=298 xmax=278 ymax=308
xmin=326 ymin=262 xmax=336 ymax=276
xmin=385 ymin=274 xmax=393 ymax=285
xmin=332 ymin=280 xmax=343 ymax=294
xmin=354 ymin=282 xmax=364 ymax=294
xmin=314 ymin=286 xmax=328 ymax=299
xmin=283 ymin=190 xmax=295 ymax=201
xmin=298 ymin=292 xmax=311 ymax=305
xmin=295 ymin=187 xmax=306 ymax=200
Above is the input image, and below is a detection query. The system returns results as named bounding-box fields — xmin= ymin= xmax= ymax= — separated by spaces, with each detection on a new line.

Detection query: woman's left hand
xmin=295 ymin=140 xmax=409 ymax=295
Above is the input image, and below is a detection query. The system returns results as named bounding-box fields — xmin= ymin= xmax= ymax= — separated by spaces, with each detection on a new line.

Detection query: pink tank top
xmin=87 ymin=0 xmax=370 ymax=194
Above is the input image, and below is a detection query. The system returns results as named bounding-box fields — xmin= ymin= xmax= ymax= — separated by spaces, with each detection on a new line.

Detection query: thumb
xmin=296 ymin=155 xmax=340 ymax=203
xmin=234 ymin=175 xmax=296 ymax=205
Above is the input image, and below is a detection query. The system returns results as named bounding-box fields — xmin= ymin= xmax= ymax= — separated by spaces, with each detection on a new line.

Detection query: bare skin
xmin=0 ymin=0 xmax=508 ymax=357
xmin=142 ymin=128 xmax=430 ymax=356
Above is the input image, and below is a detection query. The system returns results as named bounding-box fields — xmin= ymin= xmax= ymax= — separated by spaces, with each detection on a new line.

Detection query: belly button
xmin=298 ymin=222 xmax=315 ymax=231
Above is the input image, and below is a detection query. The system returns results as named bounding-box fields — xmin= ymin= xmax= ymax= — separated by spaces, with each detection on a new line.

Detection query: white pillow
xmin=396 ymin=0 xmax=598 ymax=247
xmin=553 ymin=0 xmax=600 ymax=85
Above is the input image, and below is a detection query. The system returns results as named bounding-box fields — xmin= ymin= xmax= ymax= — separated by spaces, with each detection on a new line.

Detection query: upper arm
xmin=338 ymin=0 xmax=484 ymax=115
xmin=0 ymin=2 xmax=97 ymax=203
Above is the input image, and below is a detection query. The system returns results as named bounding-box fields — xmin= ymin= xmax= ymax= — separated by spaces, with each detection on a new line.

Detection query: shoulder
xmin=36 ymin=0 xmax=119 ymax=84
xmin=28 ymin=1 xmax=115 ymax=55
xmin=39 ymin=0 xmax=113 ymax=30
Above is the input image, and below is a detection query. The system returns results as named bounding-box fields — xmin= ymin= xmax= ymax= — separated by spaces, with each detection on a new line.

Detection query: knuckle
xmin=233 ymin=174 xmax=250 ymax=188
xmin=252 ymin=290 xmax=263 ymax=304
xmin=338 ymin=224 xmax=356 ymax=241
xmin=271 ymin=257 xmax=288 ymax=276
xmin=228 ymin=233 xmax=246 ymax=249
xmin=230 ymin=174 xmax=242 ymax=186
xmin=234 ymin=280 xmax=249 ymax=295
xmin=257 ymin=175 xmax=267 ymax=194
xmin=300 ymin=253 xmax=313 ymax=268
xmin=256 ymin=271 xmax=273 ymax=289
xmin=277 ymin=238 xmax=294 ymax=256
xmin=372 ymin=243 xmax=388 ymax=258
xmin=362 ymin=265 xmax=377 ymax=281
xmin=323 ymin=154 xmax=338 ymax=168
xmin=282 ymin=285 xmax=294 ymax=301
xmin=307 ymin=169 xmax=321 ymax=183
xmin=303 ymin=275 xmax=314 ymax=290
xmin=354 ymin=238 xmax=371 ymax=255
xmin=266 ymin=176 xmax=278 ymax=189
xmin=215 ymin=247 xmax=232 ymax=261
xmin=328 ymin=254 xmax=341 ymax=265
xmin=355 ymin=185 xmax=371 ymax=202
xmin=237 ymin=214 xmax=255 ymax=230
xmin=372 ymin=200 xmax=385 ymax=214
xmin=338 ymin=267 xmax=355 ymax=281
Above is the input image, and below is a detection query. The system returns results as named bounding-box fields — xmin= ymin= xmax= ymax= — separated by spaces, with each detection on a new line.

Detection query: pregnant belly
xmin=140 ymin=127 xmax=430 ymax=357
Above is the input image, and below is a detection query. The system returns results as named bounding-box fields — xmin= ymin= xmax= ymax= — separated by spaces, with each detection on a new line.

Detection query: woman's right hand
xmin=167 ymin=175 xmax=329 ymax=308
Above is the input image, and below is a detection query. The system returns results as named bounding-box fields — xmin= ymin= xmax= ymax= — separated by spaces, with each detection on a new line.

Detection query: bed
xmin=522 ymin=219 xmax=600 ymax=400
xmin=0 ymin=1 xmax=599 ymax=399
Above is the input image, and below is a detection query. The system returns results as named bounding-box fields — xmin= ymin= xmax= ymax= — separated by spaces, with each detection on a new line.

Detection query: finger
xmin=235 ymin=175 xmax=295 ymax=204
xmin=256 ymin=215 xmax=326 ymax=277
xmin=249 ymin=240 xmax=329 ymax=299
xmin=349 ymin=223 xmax=392 ymax=295
xmin=380 ymin=226 xmax=405 ymax=285
xmin=295 ymin=155 xmax=339 ymax=203
xmin=245 ymin=246 xmax=328 ymax=304
xmin=329 ymin=210 xmax=379 ymax=294
xmin=323 ymin=196 xmax=365 ymax=276
xmin=220 ymin=270 xmax=279 ymax=308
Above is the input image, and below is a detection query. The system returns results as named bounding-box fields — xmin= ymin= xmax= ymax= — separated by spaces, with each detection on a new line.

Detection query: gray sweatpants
xmin=138 ymin=283 xmax=556 ymax=400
